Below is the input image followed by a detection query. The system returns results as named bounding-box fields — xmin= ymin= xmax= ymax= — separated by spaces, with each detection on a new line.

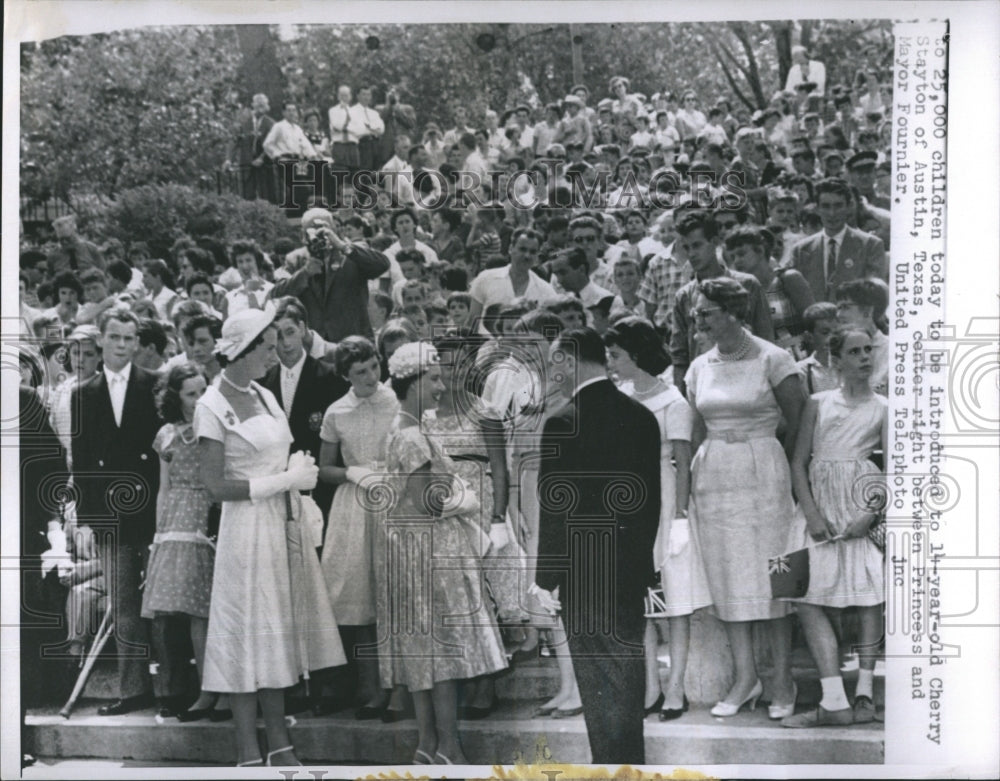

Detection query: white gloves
xmin=489 ymin=521 xmax=510 ymax=551
xmin=668 ymin=516 xmax=690 ymax=557
xmin=249 ymin=452 xmax=318 ymax=502
xmin=345 ymin=465 xmax=376 ymax=485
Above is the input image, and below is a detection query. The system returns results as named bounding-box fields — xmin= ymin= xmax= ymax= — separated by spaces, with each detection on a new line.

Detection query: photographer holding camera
xmin=270 ymin=208 xmax=390 ymax=341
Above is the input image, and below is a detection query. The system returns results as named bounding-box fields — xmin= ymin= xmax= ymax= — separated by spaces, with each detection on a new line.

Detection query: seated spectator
xmin=44 ymin=271 xmax=83 ymax=328
xmin=222 ymin=240 xmax=273 ymax=317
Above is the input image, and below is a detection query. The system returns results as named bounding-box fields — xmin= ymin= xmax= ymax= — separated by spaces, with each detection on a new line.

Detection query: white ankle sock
xmin=856 ymin=668 xmax=875 ymax=700
xmin=819 ymin=676 xmax=849 ymax=711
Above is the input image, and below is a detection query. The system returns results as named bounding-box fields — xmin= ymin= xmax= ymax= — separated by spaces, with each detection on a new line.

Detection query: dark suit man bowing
xmin=71 ymin=306 xmax=161 ymax=715
xmin=535 ymin=328 xmax=661 ymax=765
xmin=261 ymin=297 xmax=349 ymax=518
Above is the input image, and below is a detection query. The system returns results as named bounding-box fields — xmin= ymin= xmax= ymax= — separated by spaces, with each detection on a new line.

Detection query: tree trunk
xmin=771 ymin=21 xmax=793 ymax=92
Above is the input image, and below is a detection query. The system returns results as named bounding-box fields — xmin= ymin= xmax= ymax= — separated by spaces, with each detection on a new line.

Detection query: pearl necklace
xmin=717 ymin=330 xmax=752 ymax=362
xmin=632 ymin=378 xmax=665 ymax=398
xmin=220 ymin=373 xmax=253 ymax=393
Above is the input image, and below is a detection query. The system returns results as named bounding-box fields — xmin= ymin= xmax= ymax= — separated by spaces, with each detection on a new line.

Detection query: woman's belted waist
xmin=152 ymin=531 xmax=216 ymax=550
xmin=705 ymin=430 xmax=776 ymax=443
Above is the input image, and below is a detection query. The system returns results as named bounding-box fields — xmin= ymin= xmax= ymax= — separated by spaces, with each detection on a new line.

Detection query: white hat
xmin=387 ymin=341 xmax=438 ymax=380
xmin=214 ymin=305 xmax=276 ymax=360
xmin=563 ymin=94 xmax=584 ymax=108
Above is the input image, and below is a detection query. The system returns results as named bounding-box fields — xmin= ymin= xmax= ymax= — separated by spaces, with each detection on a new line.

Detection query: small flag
xmin=769 ymin=546 xmax=811 ymax=599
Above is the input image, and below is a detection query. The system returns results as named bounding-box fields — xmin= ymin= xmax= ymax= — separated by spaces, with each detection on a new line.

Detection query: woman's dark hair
xmin=156 ymin=362 xmax=208 ymax=424
xmin=184 ymin=247 xmax=216 ymax=275
xmin=181 ymin=314 xmax=222 ymax=344
xmin=144 ymin=258 xmax=176 ymax=290
xmin=390 ymin=207 xmax=419 ymax=233
xmin=230 ymin=239 xmax=264 ymax=270
xmin=335 ymin=335 xmax=378 ymax=378
xmin=604 ymin=316 xmax=670 ymax=376
xmin=390 ymin=371 xmax=425 ymax=401
xmin=439 ymin=264 xmax=468 ymax=292
xmin=106 ymin=260 xmax=133 ymax=287
xmin=185 ymin=272 xmax=215 ymax=297
xmin=828 ymin=326 xmax=872 ymax=360
xmin=53 ymin=271 xmax=83 ymax=297
xmin=433 ymin=331 xmax=488 ymax=395
xmin=835 ymin=278 xmax=889 ymax=321
xmin=699 ymin=277 xmax=750 ymax=322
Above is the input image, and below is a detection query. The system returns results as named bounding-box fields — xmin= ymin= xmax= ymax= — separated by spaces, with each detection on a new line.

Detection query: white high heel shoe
xmin=768 ymin=682 xmax=798 ymax=720
xmin=711 ymin=679 xmax=764 ymax=717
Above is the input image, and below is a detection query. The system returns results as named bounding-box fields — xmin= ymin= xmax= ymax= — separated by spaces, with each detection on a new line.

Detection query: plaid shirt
xmin=638 ymin=242 xmax=692 ymax=330
xmin=669 ymin=263 xmax=775 ymax=371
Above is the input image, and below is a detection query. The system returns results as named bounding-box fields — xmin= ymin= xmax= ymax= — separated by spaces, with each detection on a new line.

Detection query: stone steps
xmin=26 ymin=697 xmax=884 ymax=766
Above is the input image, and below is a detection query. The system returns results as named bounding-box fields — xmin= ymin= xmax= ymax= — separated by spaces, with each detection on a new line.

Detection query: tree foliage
xmin=20 ymin=27 xmax=244 ymax=201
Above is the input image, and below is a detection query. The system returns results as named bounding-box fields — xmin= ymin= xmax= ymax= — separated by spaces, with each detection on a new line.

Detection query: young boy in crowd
xmin=795 ymin=301 xmax=840 ymax=395
xmin=447 ymin=292 xmax=472 ymax=330
xmin=543 ymin=294 xmax=586 ymax=331
xmin=368 ymin=291 xmax=394 ymax=333
xmin=424 ymin=303 xmax=451 ymax=336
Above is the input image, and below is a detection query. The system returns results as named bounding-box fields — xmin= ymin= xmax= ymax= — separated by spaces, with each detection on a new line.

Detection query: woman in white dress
xmin=195 ymin=307 xmax=344 ymax=767
xmin=605 ymin=317 xmax=712 ymax=721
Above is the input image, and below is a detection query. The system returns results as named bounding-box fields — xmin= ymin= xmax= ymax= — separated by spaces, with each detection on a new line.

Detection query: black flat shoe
xmin=460 ymin=695 xmax=499 ymax=720
xmin=208 ymin=708 xmax=233 ymax=722
xmin=355 ymin=704 xmax=386 ymax=720
xmin=97 ymin=694 xmax=153 ymax=716
xmin=380 ymin=705 xmax=415 ymax=723
xmin=644 ymin=692 xmax=665 ymax=716
xmin=176 ymin=706 xmax=212 ymax=722
xmin=659 ymin=695 xmax=690 ymax=722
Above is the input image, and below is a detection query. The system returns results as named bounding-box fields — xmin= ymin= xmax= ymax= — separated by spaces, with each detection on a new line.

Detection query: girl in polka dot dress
xmin=141 ymin=363 xmax=222 ymax=719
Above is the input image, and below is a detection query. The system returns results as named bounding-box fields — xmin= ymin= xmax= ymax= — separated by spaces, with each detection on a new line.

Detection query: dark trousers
xmin=241 ymin=162 xmax=276 ymax=203
xmin=567 ymin=609 xmax=646 ymax=765
xmin=99 ymin=540 xmax=151 ymax=700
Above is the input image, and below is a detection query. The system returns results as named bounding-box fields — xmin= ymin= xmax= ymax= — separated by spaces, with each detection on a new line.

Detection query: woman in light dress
xmin=195 ymin=307 xmax=344 ymax=767
xmin=318 ymin=336 xmax=399 ymax=717
xmin=605 ymin=317 xmax=712 ymax=721
xmin=684 ymin=278 xmax=803 ymax=719
xmin=381 ymin=342 xmax=508 ymax=764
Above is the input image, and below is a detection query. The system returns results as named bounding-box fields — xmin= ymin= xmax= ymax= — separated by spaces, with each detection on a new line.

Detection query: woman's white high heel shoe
xmin=711 ymin=679 xmax=764 ymax=717
xmin=768 ymin=682 xmax=798 ymax=720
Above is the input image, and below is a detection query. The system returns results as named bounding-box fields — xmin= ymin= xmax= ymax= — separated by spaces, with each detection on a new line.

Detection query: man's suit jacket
xmin=235 ymin=112 xmax=276 ymax=166
xmin=70 ymin=366 xmax=160 ymax=546
xmin=20 ymin=386 xmax=67 ymax=556
xmin=262 ymin=355 xmax=349 ymax=515
xmin=790 ymin=227 xmax=887 ymax=302
xmin=270 ymin=245 xmax=390 ymax=342
xmin=47 ymin=238 xmax=105 ymax=276
xmin=536 ymin=379 xmax=661 ymax=635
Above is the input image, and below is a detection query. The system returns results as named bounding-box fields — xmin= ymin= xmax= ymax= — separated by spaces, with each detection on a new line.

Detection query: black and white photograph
xmin=2 ymin=2 xmax=997 ymax=778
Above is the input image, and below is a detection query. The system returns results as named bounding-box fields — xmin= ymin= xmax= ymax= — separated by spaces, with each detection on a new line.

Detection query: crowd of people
xmin=18 ymin=42 xmax=893 ymax=767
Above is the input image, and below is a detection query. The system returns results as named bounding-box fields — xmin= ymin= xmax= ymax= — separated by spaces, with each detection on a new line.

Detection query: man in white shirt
xmin=263 ymin=101 xmax=319 ymax=211
xmin=263 ymin=101 xmax=317 ymax=161
xmin=468 ymin=227 xmax=557 ymax=334
xmin=355 ymin=86 xmax=385 ymax=174
xmin=380 ymin=134 xmax=412 ymax=205
xmin=327 ymin=84 xmax=364 ymax=173
xmin=442 ymin=105 xmax=476 ymax=148
xmin=785 ymin=46 xmax=827 ymax=97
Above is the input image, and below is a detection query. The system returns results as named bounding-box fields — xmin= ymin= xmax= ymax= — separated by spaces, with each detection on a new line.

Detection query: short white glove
xmin=345 ymin=465 xmax=376 ymax=485
xmin=668 ymin=517 xmax=690 ymax=557
xmin=489 ymin=522 xmax=510 ymax=551
xmin=287 ymin=451 xmax=316 ymax=471
xmin=288 ymin=463 xmax=319 ymax=492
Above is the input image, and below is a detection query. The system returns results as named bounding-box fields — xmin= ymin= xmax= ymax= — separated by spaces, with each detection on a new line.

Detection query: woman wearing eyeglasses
xmin=684 ymin=277 xmax=804 ymax=719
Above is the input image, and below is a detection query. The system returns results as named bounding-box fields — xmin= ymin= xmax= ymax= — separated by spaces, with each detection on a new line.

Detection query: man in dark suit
xmin=262 ymin=296 xmax=349 ymax=518
xmin=535 ymin=328 xmax=661 ymax=765
xmin=270 ymin=208 xmax=390 ymax=342
xmin=230 ymin=93 xmax=276 ymax=202
xmin=47 ymin=215 xmax=105 ymax=275
xmin=71 ymin=306 xmax=161 ymax=715
xmin=790 ymin=177 xmax=887 ymax=303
